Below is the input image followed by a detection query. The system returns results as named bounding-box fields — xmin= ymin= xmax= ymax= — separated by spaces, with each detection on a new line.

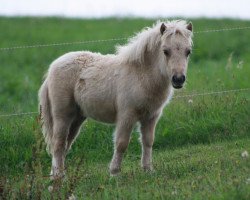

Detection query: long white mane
xmin=116 ymin=20 xmax=192 ymax=65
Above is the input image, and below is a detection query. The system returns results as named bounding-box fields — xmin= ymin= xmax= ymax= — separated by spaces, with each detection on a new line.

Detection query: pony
xmin=38 ymin=20 xmax=193 ymax=179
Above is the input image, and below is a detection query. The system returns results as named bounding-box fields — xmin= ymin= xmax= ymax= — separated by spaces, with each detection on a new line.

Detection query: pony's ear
xmin=186 ymin=22 xmax=193 ymax=32
xmin=160 ymin=23 xmax=166 ymax=35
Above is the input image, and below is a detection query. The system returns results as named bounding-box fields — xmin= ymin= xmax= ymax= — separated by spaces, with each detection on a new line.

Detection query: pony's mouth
xmin=172 ymin=83 xmax=183 ymax=89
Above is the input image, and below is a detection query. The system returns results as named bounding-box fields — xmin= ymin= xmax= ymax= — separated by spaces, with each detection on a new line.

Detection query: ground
xmin=0 ymin=17 xmax=249 ymax=199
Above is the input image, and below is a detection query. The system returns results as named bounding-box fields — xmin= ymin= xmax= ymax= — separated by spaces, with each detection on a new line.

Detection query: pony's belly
xmin=86 ymin=109 xmax=116 ymax=124
xmin=79 ymin=98 xmax=116 ymax=124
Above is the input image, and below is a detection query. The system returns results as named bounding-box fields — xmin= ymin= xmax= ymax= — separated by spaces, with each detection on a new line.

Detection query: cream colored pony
xmin=39 ymin=20 xmax=193 ymax=179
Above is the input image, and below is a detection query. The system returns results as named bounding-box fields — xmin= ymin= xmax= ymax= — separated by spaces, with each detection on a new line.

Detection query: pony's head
xmin=159 ymin=21 xmax=193 ymax=89
xmin=116 ymin=20 xmax=193 ymax=89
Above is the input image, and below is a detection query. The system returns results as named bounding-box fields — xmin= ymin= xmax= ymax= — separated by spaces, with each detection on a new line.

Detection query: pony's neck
xmin=141 ymin=51 xmax=172 ymax=95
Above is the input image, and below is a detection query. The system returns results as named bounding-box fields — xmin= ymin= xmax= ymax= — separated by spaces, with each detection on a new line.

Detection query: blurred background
xmin=1 ymin=0 xmax=250 ymax=19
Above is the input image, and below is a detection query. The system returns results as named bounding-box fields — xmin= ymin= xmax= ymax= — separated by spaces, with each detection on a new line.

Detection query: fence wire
xmin=1 ymin=26 xmax=250 ymax=51
xmin=173 ymin=88 xmax=250 ymax=99
xmin=0 ymin=88 xmax=249 ymax=118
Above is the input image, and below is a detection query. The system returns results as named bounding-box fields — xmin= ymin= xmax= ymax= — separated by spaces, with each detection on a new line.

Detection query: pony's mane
xmin=116 ymin=20 xmax=193 ymax=65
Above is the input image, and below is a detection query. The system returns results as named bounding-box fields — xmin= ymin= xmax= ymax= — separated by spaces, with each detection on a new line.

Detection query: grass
xmin=0 ymin=17 xmax=250 ymax=199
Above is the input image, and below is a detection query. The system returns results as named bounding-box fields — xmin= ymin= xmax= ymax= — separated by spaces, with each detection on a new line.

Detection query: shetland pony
xmin=39 ymin=20 xmax=193 ymax=178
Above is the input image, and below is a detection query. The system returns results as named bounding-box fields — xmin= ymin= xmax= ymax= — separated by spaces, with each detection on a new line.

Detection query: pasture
xmin=0 ymin=17 xmax=250 ymax=199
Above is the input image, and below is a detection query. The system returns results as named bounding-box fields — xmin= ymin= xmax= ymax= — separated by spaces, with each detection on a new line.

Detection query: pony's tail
xmin=38 ymin=79 xmax=53 ymax=155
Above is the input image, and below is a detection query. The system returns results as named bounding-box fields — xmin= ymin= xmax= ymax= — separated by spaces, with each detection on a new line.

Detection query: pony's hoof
xmin=142 ymin=165 xmax=154 ymax=172
xmin=50 ymin=169 xmax=66 ymax=181
xmin=68 ymin=193 xmax=77 ymax=200
xmin=110 ymin=167 xmax=121 ymax=176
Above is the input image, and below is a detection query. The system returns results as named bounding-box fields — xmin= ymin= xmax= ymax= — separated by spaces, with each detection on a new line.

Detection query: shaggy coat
xmin=39 ymin=20 xmax=193 ymax=178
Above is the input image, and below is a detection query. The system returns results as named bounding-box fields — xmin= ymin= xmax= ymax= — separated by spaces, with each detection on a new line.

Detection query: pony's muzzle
xmin=172 ymin=74 xmax=185 ymax=89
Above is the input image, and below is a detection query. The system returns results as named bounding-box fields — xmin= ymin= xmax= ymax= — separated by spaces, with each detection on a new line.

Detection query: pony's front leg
xmin=140 ymin=115 xmax=159 ymax=171
xmin=110 ymin=117 xmax=136 ymax=175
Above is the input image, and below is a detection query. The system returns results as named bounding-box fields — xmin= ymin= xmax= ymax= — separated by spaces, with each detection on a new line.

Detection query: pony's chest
xmin=137 ymin=84 xmax=173 ymax=115
xmin=136 ymin=91 xmax=171 ymax=118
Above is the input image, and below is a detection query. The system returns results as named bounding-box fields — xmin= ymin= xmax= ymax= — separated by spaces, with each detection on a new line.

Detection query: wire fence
xmin=0 ymin=87 xmax=249 ymax=118
xmin=0 ymin=24 xmax=249 ymax=118
xmin=173 ymin=87 xmax=250 ymax=99
xmin=1 ymin=25 xmax=250 ymax=51
xmin=0 ymin=111 xmax=38 ymax=118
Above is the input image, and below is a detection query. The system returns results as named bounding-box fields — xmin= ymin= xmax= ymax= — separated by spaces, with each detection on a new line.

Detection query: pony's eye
xmin=163 ymin=49 xmax=171 ymax=57
xmin=186 ymin=49 xmax=191 ymax=57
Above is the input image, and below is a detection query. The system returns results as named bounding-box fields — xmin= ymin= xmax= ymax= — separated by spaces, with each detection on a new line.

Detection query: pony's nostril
xmin=172 ymin=75 xmax=185 ymax=84
xmin=172 ymin=75 xmax=178 ymax=83
xmin=180 ymin=75 xmax=186 ymax=83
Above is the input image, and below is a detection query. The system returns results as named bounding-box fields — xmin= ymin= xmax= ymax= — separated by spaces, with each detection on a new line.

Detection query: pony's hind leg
xmin=66 ymin=113 xmax=86 ymax=152
xmin=51 ymin=116 xmax=73 ymax=179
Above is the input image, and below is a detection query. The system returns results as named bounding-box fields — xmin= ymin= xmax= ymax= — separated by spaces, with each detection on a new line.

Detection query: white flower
xmin=236 ymin=60 xmax=243 ymax=69
xmin=48 ymin=186 xmax=53 ymax=192
xmin=246 ymin=178 xmax=250 ymax=185
xmin=188 ymin=99 xmax=193 ymax=104
xmin=68 ymin=194 xmax=77 ymax=200
xmin=241 ymin=150 xmax=249 ymax=158
xmin=171 ymin=189 xmax=178 ymax=195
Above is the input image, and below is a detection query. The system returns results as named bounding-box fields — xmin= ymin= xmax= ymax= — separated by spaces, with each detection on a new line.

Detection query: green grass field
xmin=0 ymin=17 xmax=250 ymax=199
